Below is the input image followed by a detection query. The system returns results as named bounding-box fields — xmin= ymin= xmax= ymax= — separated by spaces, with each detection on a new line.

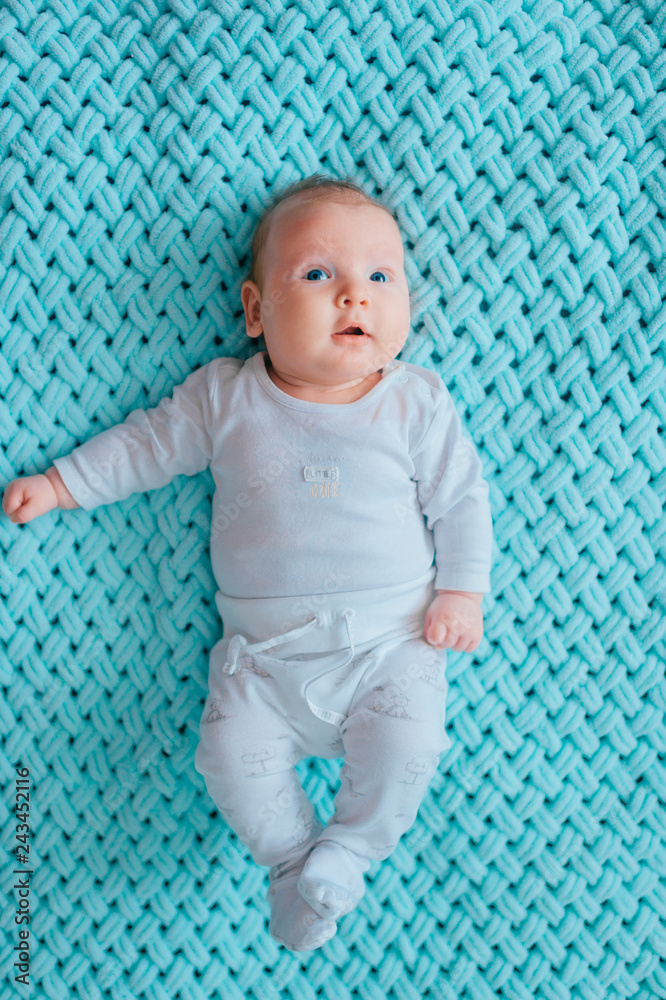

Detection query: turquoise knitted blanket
xmin=2 ymin=0 xmax=664 ymax=997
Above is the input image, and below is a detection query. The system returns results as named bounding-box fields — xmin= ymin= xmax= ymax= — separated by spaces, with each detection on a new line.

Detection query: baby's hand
xmin=424 ymin=590 xmax=484 ymax=653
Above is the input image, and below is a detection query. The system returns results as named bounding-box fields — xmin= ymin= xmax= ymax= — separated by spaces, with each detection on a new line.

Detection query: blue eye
xmin=370 ymin=271 xmax=388 ymax=282
xmin=305 ymin=268 xmax=328 ymax=281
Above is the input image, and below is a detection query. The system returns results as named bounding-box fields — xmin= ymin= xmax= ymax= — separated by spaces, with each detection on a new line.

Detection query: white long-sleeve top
xmin=53 ymin=352 xmax=493 ymax=600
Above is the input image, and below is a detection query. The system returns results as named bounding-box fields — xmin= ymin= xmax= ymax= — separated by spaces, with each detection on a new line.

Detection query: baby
xmin=3 ymin=176 xmax=493 ymax=952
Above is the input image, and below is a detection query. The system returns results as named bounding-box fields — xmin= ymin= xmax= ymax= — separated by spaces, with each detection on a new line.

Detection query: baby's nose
xmin=336 ymin=281 xmax=368 ymax=307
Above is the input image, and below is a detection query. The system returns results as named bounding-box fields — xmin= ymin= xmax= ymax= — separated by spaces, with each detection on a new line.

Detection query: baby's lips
xmin=333 ymin=324 xmax=369 ymax=336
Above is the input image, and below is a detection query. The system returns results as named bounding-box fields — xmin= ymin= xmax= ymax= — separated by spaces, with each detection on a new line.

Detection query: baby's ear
xmin=241 ymin=280 xmax=263 ymax=338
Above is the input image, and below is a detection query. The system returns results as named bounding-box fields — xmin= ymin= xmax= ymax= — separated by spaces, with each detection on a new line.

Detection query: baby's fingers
xmin=8 ymin=497 xmax=39 ymax=524
xmin=442 ymin=628 xmax=468 ymax=652
xmin=2 ymin=481 xmax=26 ymax=519
xmin=2 ymin=477 xmax=54 ymax=524
xmin=426 ymin=621 xmax=459 ymax=650
xmin=426 ymin=619 xmax=482 ymax=652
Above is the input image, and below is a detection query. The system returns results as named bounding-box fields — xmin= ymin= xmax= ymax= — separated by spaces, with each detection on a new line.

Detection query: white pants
xmin=194 ymin=575 xmax=451 ymax=868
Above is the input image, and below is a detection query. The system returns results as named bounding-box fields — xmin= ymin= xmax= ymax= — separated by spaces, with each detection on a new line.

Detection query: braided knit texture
xmin=1 ymin=0 xmax=665 ymax=996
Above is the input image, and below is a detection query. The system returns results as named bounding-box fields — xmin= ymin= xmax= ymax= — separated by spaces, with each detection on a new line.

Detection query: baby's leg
xmin=194 ymin=642 xmax=336 ymax=949
xmin=298 ymin=637 xmax=449 ymax=920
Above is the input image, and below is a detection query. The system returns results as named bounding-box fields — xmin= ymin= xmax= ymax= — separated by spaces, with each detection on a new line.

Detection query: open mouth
xmin=334 ymin=326 xmax=368 ymax=336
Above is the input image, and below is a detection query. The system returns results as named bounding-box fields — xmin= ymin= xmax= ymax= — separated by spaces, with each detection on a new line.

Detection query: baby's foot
xmin=297 ymin=841 xmax=370 ymax=920
xmin=268 ymin=856 xmax=337 ymax=952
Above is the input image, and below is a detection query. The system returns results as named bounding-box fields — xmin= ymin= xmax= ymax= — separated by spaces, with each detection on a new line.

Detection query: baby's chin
xmin=329 ymin=342 xmax=402 ymax=370
xmin=264 ymin=340 xmax=403 ymax=384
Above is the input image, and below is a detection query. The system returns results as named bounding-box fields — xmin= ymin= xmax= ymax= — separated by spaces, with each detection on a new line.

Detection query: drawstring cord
xmin=222 ymin=615 xmax=321 ymax=675
xmin=339 ymin=609 xmax=356 ymax=668
xmin=221 ymin=607 xmax=423 ymax=729
xmin=222 ymin=608 xmax=358 ymax=676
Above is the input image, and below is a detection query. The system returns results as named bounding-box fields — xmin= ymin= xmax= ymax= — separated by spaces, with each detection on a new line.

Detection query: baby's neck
xmin=265 ymin=358 xmax=383 ymax=404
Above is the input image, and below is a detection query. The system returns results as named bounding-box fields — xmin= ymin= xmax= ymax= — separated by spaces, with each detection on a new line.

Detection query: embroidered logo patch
xmin=303 ymin=465 xmax=339 ymax=482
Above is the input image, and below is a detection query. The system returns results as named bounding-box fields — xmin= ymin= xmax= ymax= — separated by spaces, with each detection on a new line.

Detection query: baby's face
xmin=242 ymin=197 xmax=410 ymax=387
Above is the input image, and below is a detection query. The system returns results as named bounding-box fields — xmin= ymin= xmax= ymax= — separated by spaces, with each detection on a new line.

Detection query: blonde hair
xmin=247 ymin=175 xmax=395 ymax=288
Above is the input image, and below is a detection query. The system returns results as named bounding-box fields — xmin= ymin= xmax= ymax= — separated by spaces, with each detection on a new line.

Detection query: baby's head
xmin=241 ymin=176 xmax=411 ymax=392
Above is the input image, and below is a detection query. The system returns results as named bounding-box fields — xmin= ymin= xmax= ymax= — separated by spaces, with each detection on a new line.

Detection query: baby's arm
xmin=410 ymin=378 xmax=493 ymax=653
xmin=2 ymin=361 xmax=219 ymax=522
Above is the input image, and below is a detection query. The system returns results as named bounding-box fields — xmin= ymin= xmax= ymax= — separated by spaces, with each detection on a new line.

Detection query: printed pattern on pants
xmin=194 ymin=632 xmax=449 ymax=868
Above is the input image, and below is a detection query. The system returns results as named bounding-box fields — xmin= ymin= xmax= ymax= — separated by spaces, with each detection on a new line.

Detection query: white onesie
xmin=53 ymin=350 xmax=493 ymax=894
